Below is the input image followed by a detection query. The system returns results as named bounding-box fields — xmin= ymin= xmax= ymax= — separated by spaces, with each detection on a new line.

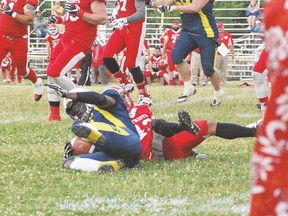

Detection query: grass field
xmin=0 ymin=81 xmax=261 ymax=216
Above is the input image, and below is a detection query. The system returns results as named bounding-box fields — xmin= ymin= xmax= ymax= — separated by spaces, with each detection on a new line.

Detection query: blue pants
xmin=63 ymin=122 xmax=141 ymax=168
xmin=172 ymin=31 xmax=218 ymax=77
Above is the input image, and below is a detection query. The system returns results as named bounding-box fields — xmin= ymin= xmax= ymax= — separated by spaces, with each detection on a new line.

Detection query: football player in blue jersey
xmin=46 ymin=84 xmax=141 ymax=173
xmin=149 ymin=0 xmax=225 ymax=106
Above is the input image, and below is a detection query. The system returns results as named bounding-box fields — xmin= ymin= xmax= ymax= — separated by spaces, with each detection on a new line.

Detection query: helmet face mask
xmin=65 ymin=99 xmax=87 ymax=120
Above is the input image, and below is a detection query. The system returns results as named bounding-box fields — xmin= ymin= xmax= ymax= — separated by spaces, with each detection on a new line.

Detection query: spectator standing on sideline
xmin=190 ymin=48 xmax=206 ymax=86
xmin=51 ymin=0 xmax=64 ymax=32
xmin=0 ymin=0 xmax=43 ymax=100
xmin=46 ymin=0 xmax=106 ymax=121
xmin=161 ymin=19 xmax=182 ymax=86
xmin=78 ymin=51 xmax=92 ymax=86
xmin=216 ymin=22 xmax=234 ymax=86
xmin=102 ymin=0 xmax=152 ymax=104
xmin=245 ymin=0 xmax=260 ymax=30
xmin=33 ymin=10 xmax=49 ymax=38
xmin=250 ymin=0 xmax=288 ymax=214
xmin=91 ymin=40 xmax=108 ymax=85
xmin=151 ymin=0 xmax=225 ymax=106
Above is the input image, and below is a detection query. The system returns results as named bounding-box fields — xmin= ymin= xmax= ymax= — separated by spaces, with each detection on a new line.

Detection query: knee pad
xmin=129 ymin=67 xmax=144 ymax=83
xmin=102 ymin=57 xmax=120 ymax=74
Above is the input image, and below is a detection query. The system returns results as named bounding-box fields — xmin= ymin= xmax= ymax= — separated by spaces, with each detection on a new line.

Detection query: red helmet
xmin=158 ymin=60 xmax=168 ymax=70
xmin=102 ymin=85 xmax=134 ymax=112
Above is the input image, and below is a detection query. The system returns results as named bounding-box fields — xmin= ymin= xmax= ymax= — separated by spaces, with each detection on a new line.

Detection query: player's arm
xmin=125 ymin=0 xmax=145 ymax=23
xmin=46 ymin=41 xmax=51 ymax=59
xmin=82 ymin=0 xmax=106 ymax=25
xmin=161 ymin=35 xmax=169 ymax=59
xmin=150 ymin=0 xmax=174 ymax=7
xmin=14 ymin=3 xmax=36 ymax=25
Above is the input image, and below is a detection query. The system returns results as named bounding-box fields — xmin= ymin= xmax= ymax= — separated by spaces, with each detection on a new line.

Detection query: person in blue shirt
xmin=246 ymin=0 xmax=260 ymax=30
xmin=46 ymin=84 xmax=141 ymax=173
xmin=149 ymin=0 xmax=225 ymax=106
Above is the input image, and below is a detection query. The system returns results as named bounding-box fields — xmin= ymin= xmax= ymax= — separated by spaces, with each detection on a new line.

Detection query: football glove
xmin=64 ymin=2 xmax=84 ymax=17
xmin=45 ymin=83 xmax=67 ymax=97
xmin=63 ymin=141 xmax=73 ymax=159
xmin=48 ymin=15 xmax=57 ymax=24
xmin=1 ymin=5 xmax=16 ymax=17
xmin=112 ymin=18 xmax=127 ymax=30
xmin=107 ymin=14 xmax=117 ymax=24
xmin=157 ymin=5 xmax=176 ymax=13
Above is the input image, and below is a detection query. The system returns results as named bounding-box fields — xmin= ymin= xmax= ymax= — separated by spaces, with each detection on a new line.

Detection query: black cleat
xmin=178 ymin=110 xmax=200 ymax=135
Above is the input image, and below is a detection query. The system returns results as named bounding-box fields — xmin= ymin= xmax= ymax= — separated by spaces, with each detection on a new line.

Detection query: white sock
xmin=70 ymin=158 xmax=101 ymax=172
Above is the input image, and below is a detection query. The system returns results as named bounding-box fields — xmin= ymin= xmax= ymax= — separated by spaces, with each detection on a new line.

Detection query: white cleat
xmin=33 ymin=78 xmax=43 ymax=101
xmin=211 ymin=89 xmax=225 ymax=106
xmin=177 ymin=84 xmax=196 ymax=103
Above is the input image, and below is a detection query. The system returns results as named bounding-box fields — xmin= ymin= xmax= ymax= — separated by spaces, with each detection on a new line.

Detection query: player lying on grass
xmin=47 ymin=83 xmax=257 ymax=164
xmin=46 ymin=84 xmax=141 ymax=173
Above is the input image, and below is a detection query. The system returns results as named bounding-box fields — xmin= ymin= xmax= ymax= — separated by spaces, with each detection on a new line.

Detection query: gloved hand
xmin=48 ymin=15 xmax=57 ymax=24
xmin=1 ymin=5 xmax=16 ymax=17
xmin=107 ymin=14 xmax=117 ymax=24
xmin=64 ymin=2 xmax=84 ymax=17
xmin=63 ymin=141 xmax=73 ymax=159
xmin=112 ymin=18 xmax=127 ymax=30
xmin=157 ymin=5 xmax=176 ymax=13
xmin=45 ymin=83 xmax=68 ymax=97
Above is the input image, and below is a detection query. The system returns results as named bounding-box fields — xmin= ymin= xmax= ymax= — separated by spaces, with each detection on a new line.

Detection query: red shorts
xmin=47 ymin=37 xmax=91 ymax=77
xmin=162 ymin=120 xmax=208 ymax=160
xmin=166 ymin=50 xmax=176 ymax=72
xmin=103 ymin=23 xmax=145 ymax=68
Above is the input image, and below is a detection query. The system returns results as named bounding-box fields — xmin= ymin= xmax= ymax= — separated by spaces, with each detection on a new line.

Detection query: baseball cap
xmin=217 ymin=22 xmax=224 ymax=28
xmin=172 ymin=20 xmax=179 ymax=24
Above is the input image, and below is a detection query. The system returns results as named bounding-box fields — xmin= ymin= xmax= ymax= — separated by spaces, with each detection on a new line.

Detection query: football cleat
xmin=137 ymin=95 xmax=153 ymax=106
xmin=124 ymin=83 xmax=134 ymax=93
xmin=97 ymin=160 xmax=125 ymax=173
xmin=211 ymin=89 xmax=225 ymax=106
xmin=178 ymin=110 xmax=200 ymax=135
xmin=47 ymin=115 xmax=62 ymax=122
xmin=177 ymin=84 xmax=196 ymax=103
xmin=72 ymin=122 xmax=107 ymax=146
xmin=33 ymin=78 xmax=43 ymax=101
xmin=246 ymin=118 xmax=263 ymax=129
xmin=191 ymin=151 xmax=208 ymax=159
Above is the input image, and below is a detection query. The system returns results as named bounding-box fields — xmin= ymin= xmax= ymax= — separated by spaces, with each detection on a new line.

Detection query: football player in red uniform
xmin=102 ymin=0 xmax=151 ymax=105
xmin=161 ymin=19 xmax=183 ymax=86
xmin=250 ymin=0 xmax=288 ymax=214
xmin=0 ymin=0 xmax=43 ymax=100
xmin=1 ymin=53 xmax=18 ymax=83
xmin=46 ymin=0 xmax=106 ymax=121
xmin=45 ymin=24 xmax=63 ymax=60
xmin=130 ymin=104 xmax=257 ymax=161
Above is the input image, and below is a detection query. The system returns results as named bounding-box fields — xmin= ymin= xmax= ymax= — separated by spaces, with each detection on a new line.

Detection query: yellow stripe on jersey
xmin=93 ymin=106 xmax=126 ymax=128
xmin=213 ymin=47 xmax=218 ymax=69
xmin=199 ymin=10 xmax=214 ymax=38
xmin=91 ymin=122 xmax=130 ymax=136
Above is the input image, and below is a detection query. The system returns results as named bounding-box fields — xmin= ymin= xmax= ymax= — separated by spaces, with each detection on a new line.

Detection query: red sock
xmin=179 ymin=80 xmax=184 ymax=86
xmin=136 ymin=81 xmax=149 ymax=97
xmin=113 ymin=70 xmax=128 ymax=84
xmin=25 ymin=68 xmax=37 ymax=83
xmin=259 ymin=97 xmax=268 ymax=105
xmin=48 ymin=102 xmax=61 ymax=121
xmin=168 ymin=80 xmax=174 ymax=86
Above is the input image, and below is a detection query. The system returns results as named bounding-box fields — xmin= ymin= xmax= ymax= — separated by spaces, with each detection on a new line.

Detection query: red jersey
xmin=0 ymin=0 xmax=38 ymax=37
xmin=91 ymin=44 xmax=105 ymax=67
xmin=218 ymin=31 xmax=234 ymax=54
xmin=117 ymin=0 xmax=144 ymax=25
xmin=46 ymin=33 xmax=63 ymax=51
xmin=151 ymin=55 xmax=164 ymax=72
xmin=64 ymin=0 xmax=105 ymax=48
xmin=129 ymin=104 xmax=209 ymax=161
xmin=165 ymin=28 xmax=181 ymax=51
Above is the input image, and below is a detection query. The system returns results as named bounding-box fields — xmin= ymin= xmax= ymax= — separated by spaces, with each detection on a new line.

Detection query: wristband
xmin=11 ymin=12 xmax=17 ymax=18
xmin=77 ymin=9 xmax=84 ymax=18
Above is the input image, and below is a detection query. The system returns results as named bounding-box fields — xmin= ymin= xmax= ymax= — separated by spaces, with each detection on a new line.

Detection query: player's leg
xmin=125 ymin=23 xmax=150 ymax=99
xmin=11 ymin=38 xmax=43 ymax=101
xmin=197 ymin=37 xmax=225 ymax=106
xmin=46 ymin=42 xmax=89 ymax=121
xmin=102 ymin=30 xmax=128 ymax=84
xmin=71 ymin=121 xmax=141 ymax=168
